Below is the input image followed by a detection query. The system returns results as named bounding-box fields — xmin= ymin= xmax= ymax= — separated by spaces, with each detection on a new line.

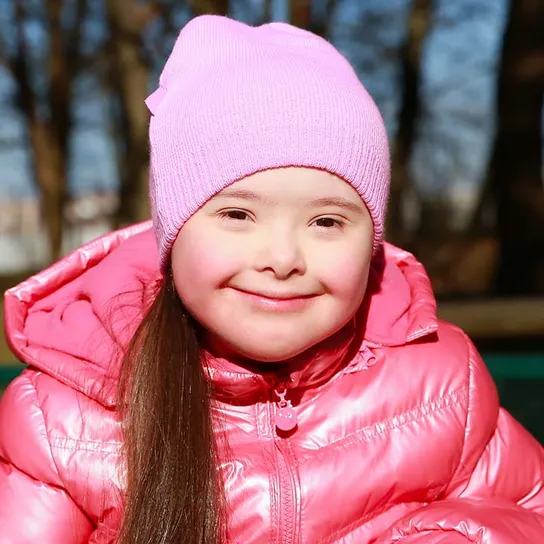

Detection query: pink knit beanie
xmin=146 ymin=15 xmax=390 ymax=270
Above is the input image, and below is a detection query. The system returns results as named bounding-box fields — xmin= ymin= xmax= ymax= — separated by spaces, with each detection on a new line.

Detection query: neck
xmin=201 ymin=319 xmax=361 ymax=403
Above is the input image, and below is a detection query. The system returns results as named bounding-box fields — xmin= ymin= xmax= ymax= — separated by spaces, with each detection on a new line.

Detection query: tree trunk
xmin=28 ymin=121 xmax=66 ymax=261
xmin=211 ymin=0 xmax=229 ymax=14
xmin=387 ymin=0 xmax=433 ymax=246
xmin=42 ymin=0 xmax=72 ymax=260
xmin=106 ymin=0 xmax=151 ymax=227
xmin=8 ymin=0 xmax=86 ymax=262
xmin=190 ymin=0 xmax=229 ymax=16
xmin=290 ymin=0 xmax=312 ymax=29
xmin=490 ymin=0 xmax=544 ymax=294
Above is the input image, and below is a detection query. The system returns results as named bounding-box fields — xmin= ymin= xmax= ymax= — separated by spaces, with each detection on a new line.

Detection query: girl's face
xmin=171 ymin=167 xmax=374 ymax=363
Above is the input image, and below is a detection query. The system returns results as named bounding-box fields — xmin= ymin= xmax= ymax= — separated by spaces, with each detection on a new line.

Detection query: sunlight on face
xmin=171 ymin=167 xmax=374 ymax=363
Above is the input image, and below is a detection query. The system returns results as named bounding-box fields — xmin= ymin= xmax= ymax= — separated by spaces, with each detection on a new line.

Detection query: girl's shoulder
xmin=432 ymin=318 xmax=491 ymax=381
xmin=0 ymin=367 xmax=123 ymax=527
xmin=393 ymin=317 xmax=494 ymax=391
xmin=392 ymin=318 xmax=499 ymax=427
xmin=1 ymin=368 xmax=122 ymax=454
xmin=366 ymin=315 xmax=497 ymax=420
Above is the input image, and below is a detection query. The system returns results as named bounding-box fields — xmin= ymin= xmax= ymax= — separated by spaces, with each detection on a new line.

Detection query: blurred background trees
xmin=0 ymin=0 xmax=542 ymax=298
xmin=1 ymin=0 xmax=88 ymax=261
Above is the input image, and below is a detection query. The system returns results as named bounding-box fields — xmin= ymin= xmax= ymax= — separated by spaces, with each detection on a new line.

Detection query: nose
xmin=254 ymin=228 xmax=306 ymax=280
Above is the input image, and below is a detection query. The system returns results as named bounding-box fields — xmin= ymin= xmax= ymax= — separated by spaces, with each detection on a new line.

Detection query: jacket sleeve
xmin=375 ymin=336 xmax=544 ymax=543
xmin=0 ymin=371 xmax=94 ymax=543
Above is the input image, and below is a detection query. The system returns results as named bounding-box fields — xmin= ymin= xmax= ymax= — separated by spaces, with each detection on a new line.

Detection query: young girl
xmin=1 ymin=15 xmax=543 ymax=544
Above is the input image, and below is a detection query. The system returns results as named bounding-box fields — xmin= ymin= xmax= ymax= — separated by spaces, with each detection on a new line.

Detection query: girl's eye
xmin=220 ymin=210 xmax=251 ymax=221
xmin=313 ymin=217 xmax=344 ymax=229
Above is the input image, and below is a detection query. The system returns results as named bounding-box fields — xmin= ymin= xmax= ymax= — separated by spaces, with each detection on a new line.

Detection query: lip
xmin=229 ymin=287 xmax=317 ymax=312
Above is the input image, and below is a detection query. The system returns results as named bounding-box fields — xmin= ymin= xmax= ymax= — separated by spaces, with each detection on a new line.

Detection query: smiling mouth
xmin=228 ymin=287 xmax=318 ymax=311
xmin=230 ymin=287 xmax=316 ymax=301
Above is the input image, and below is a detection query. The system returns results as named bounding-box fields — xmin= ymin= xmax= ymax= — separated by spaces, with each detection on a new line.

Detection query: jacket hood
xmin=4 ymin=222 xmax=438 ymax=407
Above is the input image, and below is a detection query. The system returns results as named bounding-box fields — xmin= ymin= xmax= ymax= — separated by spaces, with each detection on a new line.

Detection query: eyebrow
xmin=308 ymin=197 xmax=366 ymax=215
xmin=213 ymin=189 xmax=366 ymax=215
xmin=212 ymin=188 xmax=273 ymax=204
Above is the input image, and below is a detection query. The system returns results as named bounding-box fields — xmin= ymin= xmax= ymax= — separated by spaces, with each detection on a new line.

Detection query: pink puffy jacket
xmin=1 ymin=223 xmax=544 ymax=543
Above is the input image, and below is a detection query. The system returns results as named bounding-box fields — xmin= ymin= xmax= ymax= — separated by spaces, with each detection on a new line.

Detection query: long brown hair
xmin=117 ymin=274 xmax=225 ymax=543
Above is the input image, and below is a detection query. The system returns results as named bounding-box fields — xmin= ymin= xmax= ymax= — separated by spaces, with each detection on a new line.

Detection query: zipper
xmin=276 ymin=438 xmax=297 ymax=544
xmin=269 ymin=398 xmax=300 ymax=544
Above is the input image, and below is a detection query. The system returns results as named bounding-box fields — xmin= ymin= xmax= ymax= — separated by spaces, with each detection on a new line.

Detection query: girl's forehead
xmin=214 ymin=167 xmax=364 ymax=203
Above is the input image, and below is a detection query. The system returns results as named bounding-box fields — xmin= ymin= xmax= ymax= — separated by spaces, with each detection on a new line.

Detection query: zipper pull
xmin=274 ymin=387 xmax=298 ymax=432
xmin=360 ymin=343 xmax=377 ymax=367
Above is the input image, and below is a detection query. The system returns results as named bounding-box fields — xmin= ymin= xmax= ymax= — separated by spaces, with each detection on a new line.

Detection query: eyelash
xmin=218 ymin=209 xmax=252 ymax=221
xmin=312 ymin=217 xmax=345 ymax=230
xmin=218 ymin=210 xmax=345 ymax=230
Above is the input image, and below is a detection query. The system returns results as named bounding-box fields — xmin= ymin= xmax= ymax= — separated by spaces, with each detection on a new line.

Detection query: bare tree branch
xmin=263 ymin=0 xmax=273 ymax=22
xmin=12 ymin=0 xmax=36 ymax=119
xmin=388 ymin=0 xmax=435 ymax=245
xmin=66 ymin=0 xmax=88 ymax=74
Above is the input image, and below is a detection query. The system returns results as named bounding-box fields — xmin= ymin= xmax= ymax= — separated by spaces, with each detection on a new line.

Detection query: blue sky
xmin=0 ymin=0 xmax=507 ymax=198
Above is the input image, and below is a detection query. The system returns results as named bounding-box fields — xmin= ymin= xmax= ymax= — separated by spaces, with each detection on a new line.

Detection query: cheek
xmin=317 ymin=251 xmax=371 ymax=301
xmin=171 ymin=227 xmax=240 ymax=304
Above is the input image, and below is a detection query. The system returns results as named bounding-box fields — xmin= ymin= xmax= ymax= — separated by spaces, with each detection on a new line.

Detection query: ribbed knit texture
xmin=147 ymin=15 xmax=391 ymax=270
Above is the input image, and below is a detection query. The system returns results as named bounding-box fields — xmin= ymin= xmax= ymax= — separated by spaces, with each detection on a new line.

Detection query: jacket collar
xmin=4 ymin=223 xmax=438 ymax=408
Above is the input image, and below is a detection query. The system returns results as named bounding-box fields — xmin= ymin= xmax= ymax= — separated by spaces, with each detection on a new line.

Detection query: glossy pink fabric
xmin=2 ymin=222 xmax=544 ymax=543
